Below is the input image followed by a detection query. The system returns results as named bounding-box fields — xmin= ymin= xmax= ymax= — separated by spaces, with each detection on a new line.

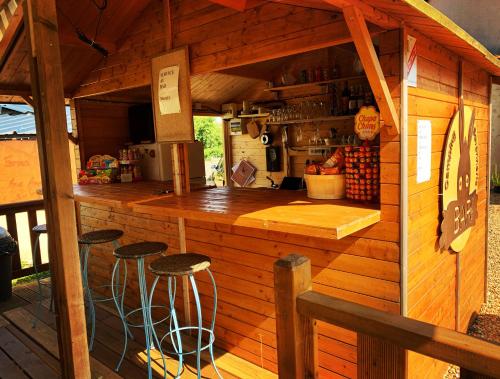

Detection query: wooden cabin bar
xmin=1 ymin=0 xmax=499 ymax=378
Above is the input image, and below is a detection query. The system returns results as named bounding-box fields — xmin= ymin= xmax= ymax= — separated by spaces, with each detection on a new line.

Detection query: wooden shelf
xmin=268 ymin=115 xmax=354 ymax=125
xmin=119 ymin=160 xmax=140 ymax=164
xmin=238 ymin=113 xmax=270 ymax=118
xmin=264 ymin=76 xmax=366 ymax=92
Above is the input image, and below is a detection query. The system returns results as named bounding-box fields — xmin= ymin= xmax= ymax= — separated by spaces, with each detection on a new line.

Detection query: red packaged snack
xmin=305 ymin=164 xmax=319 ymax=175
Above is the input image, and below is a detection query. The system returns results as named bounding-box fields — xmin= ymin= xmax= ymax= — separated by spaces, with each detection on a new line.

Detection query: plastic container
xmin=0 ymin=226 xmax=18 ymax=301
xmin=304 ymin=174 xmax=345 ymax=199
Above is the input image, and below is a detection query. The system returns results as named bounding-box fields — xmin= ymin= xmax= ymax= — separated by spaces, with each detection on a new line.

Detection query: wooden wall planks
xmin=73 ymin=0 xmax=383 ymax=99
xmin=74 ymin=100 xmax=131 ymax=165
xmin=405 ymin=29 xmax=489 ymax=379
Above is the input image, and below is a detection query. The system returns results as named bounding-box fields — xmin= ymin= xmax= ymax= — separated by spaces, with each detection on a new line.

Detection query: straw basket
xmin=304 ymin=174 xmax=345 ymax=199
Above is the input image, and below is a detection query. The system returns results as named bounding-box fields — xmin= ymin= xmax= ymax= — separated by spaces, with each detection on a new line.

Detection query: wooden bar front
xmin=76 ymin=184 xmax=398 ymax=377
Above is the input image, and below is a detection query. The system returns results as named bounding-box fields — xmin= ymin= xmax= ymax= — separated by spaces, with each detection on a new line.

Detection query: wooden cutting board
xmin=247 ymin=120 xmax=261 ymax=139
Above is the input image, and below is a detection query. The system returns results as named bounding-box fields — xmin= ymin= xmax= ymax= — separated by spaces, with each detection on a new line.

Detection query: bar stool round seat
xmin=79 ymin=229 xmax=124 ymax=245
xmin=114 ymin=241 xmax=167 ymax=260
xmin=148 ymin=252 xmax=222 ymax=379
xmin=149 ymin=253 xmax=211 ymax=276
xmin=32 ymin=224 xmax=47 ymax=234
xmin=78 ymin=228 xmax=124 ymax=352
xmin=112 ymin=241 xmax=169 ymax=375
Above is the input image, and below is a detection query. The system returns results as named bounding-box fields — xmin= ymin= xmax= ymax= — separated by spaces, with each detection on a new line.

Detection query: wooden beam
xmin=162 ymin=0 xmax=173 ymax=50
xmin=323 ymin=0 xmax=400 ymax=29
xmin=343 ymin=6 xmax=400 ymax=134
xmin=274 ymin=255 xmax=318 ymax=378
xmin=297 ymin=291 xmax=500 ymax=378
xmin=0 ymin=85 xmax=32 ymax=96
xmin=271 ymin=0 xmax=340 ymax=12
xmin=208 ymin=0 xmax=248 ymax=11
xmin=0 ymin=4 xmax=23 ymax=72
xmin=23 ymin=0 xmax=90 ymax=378
xmin=21 ymin=95 xmax=34 ymax=107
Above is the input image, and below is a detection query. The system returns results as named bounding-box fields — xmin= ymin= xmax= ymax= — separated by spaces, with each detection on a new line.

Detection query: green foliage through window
xmin=194 ymin=116 xmax=223 ymax=159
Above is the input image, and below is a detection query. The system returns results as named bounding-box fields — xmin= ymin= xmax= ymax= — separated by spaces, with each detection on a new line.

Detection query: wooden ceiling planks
xmin=0 ymin=0 xmax=155 ymax=97
xmin=0 ymin=0 xmax=23 ymax=72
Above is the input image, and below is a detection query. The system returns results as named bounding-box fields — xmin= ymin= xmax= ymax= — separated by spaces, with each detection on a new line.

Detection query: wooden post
xmin=23 ymin=0 xmax=90 ymax=377
xmin=343 ymin=6 xmax=400 ymax=134
xmin=358 ymin=334 xmax=407 ymax=379
xmin=274 ymin=254 xmax=318 ymax=378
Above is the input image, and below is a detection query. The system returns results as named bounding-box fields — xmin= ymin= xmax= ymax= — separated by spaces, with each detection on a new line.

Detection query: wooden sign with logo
xmin=354 ymin=106 xmax=380 ymax=141
xmin=439 ymin=100 xmax=479 ymax=252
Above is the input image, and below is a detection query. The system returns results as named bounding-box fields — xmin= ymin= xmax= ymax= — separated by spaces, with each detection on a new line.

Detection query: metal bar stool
xmin=112 ymin=241 xmax=169 ymax=375
xmin=78 ymin=229 xmax=124 ymax=351
xmin=148 ymin=253 xmax=222 ymax=379
xmin=31 ymin=224 xmax=53 ymax=328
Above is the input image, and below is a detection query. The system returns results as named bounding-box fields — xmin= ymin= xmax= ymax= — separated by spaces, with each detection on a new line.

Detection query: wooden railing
xmin=0 ymin=199 xmax=48 ymax=279
xmin=274 ymin=254 xmax=500 ymax=379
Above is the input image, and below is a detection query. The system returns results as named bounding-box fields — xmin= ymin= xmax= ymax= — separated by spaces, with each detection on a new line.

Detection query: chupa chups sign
xmin=354 ymin=106 xmax=380 ymax=141
xmin=439 ymin=100 xmax=479 ymax=252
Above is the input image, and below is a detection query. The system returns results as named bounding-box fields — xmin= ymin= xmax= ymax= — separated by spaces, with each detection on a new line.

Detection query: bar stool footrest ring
xmin=88 ymin=284 xmax=125 ymax=303
xmin=124 ymin=305 xmax=169 ymax=328
xmin=159 ymin=326 xmax=215 ymax=356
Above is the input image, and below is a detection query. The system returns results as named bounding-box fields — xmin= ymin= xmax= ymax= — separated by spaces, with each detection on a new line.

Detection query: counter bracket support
xmin=343 ymin=5 xmax=400 ymax=135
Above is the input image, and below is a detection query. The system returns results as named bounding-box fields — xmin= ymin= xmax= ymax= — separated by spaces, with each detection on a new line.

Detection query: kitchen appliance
xmin=131 ymin=141 xmax=205 ymax=181
xmin=266 ymin=146 xmax=281 ymax=172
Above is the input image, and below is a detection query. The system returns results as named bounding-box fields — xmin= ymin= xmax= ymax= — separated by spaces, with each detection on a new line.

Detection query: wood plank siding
xmin=405 ymin=29 xmax=490 ymax=378
xmin=73 ymin=0 xmax=381 ymax=98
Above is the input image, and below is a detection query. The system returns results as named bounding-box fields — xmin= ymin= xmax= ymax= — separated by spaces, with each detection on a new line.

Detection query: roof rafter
xmin=343 ymin=5 xmax=400 ymax=134
xmin=323 ymin=0 xmax=400 ymax=29
xmin=208 ymin=0 xmax=250 ymax=11
xmin=0 ymin=3 xmax=24 ymax=72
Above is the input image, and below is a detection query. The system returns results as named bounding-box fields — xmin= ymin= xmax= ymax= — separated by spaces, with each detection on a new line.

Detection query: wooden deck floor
xmin=0 ymin=280 xmax=276 ymax=379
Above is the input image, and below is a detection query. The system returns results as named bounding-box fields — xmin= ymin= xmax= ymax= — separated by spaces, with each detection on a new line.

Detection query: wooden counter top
xmin=73 ymin=181 xmax=173 ymax=208
xmin=132 ymin=187 xmax=380 ymax=240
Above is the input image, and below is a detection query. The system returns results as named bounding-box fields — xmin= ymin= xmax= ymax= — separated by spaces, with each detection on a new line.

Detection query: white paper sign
xmin=158 ymin=65 xmax=180 ymax=115
xmin=417 ymin=120 xmax=432 ymax=183
xmin=407 ymin=35 xmax=417 ymax=88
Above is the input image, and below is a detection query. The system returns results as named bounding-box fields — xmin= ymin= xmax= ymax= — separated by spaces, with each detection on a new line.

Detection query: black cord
xmin=56 ymin=2 xmax=109 ymax=57
xmin=91 ymin=0 xmax=107 ymax=11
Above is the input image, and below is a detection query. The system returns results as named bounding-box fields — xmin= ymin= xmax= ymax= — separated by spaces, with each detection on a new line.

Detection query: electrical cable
xmin=56 ymin=1 xmax=108 ymax=57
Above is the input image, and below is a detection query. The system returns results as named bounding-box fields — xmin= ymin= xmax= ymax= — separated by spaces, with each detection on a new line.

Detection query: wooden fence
xmin=0 ymin=199 xmax=48 ymax=279
xmin=274 ymin=254 xmax=500 ymax=379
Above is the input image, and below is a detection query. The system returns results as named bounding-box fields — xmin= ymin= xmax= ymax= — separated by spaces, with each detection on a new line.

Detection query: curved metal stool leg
xmin=168 ymin=276 xmax=183 ymax=378
xmin=31 ymin=234 xmax=43 ymax=328
xmin=111 ymin=240 xmax=133 ymax=340
xmin=81 ymin=244 xmax=96 ymax=351
xmin=189 ymin=274 xmax=203 ymax=379
xmin=148 ymin=276 xmax=167 ymax=379
xmin=206 ymin=269 xmax=223 ymax=378
xmin=138 ymin=258 xmax=153 ymax=379
xmin=112 ymin=258 xmax=128 ymax=371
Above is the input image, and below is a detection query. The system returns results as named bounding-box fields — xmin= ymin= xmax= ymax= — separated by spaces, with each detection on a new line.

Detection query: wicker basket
xmin=304 ymin=174 xmax=345 ymax=200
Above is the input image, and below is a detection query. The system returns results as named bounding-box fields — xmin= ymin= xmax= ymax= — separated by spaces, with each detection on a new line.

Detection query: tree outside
xmin=193 ymin=116 xmax=225 ymax=185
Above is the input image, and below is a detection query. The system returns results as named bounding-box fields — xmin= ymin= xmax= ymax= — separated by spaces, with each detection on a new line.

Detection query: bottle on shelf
xmin=348 ymin=85 xmax=358 ymax=115
xmin=341 ymin=81 xmax=350 ymax=115
xmin=364 ymin=85 xmax=374 ymax=106
xmin=330 ymin=84 xmax=339 ymax=116
xmin=357 ymin=84 xmax=364 ymax=110
xmin=331 ymin=60 xmax=340 ymax=79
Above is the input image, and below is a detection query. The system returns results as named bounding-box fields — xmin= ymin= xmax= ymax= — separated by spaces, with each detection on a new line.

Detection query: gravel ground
xmin=444 ymin=192 xmax=500 ymax=378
